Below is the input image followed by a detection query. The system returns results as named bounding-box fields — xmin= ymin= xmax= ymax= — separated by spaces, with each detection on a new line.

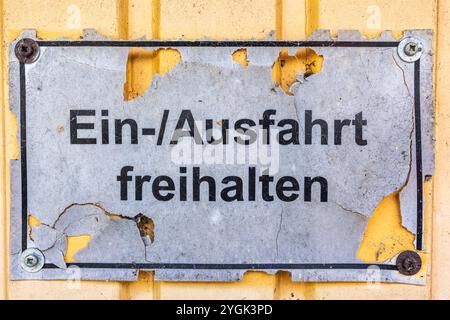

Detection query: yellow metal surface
xmin=0 ymin=0 xmax=449 ymax=300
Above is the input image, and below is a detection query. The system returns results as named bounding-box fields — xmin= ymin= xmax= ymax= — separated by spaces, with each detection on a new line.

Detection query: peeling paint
xmin=232 ymin=48 xmax=248 ymax=68
xmin=64 ymin=235 xmax=91 ymax=262
xmin=123 ymin=48 xmax=181 ymax=101
xmin=8 ymin=30 xmax=434 ymax=283
xmin=272 ymin=48 xmax=323 ymax=95
xmin=357 ymin=193 xmax=415 ymax=263
xmin=28 ymin=214 xmax=41 ymax=228
xmin=27 ymin=214 xmax=41 ymax=240
xmin=361 ymin=31 xmax=404 ymax=40
xmin=28 ymin=203 xmax=151 ymax=266
xmin=135 ymin=214 xmax=155 ymax=244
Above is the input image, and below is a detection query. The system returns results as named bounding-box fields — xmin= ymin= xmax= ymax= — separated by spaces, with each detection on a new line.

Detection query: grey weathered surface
xmin=9 ymin=30 xmax=433 ymax=283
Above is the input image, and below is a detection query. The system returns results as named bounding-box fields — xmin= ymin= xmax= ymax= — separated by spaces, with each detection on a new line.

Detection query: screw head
xmin=398 ymin=37 xmax=423 ymax=63
xmin=396 ymin=250 xmax=422 ymax=276
xmin=15 ymin=38 xmax=40 ymax=64
xmin=24 ymin=254 xmax=38 ymax=267
xmin=20 ymin=248 xmax=45 ymax=273
xmin=404 ymin=42 xmax=420 ymax=56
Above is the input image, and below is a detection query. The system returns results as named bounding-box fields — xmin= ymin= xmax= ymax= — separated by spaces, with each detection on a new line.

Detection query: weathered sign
xmin=9 ymin=30 xmax=434 ymax=283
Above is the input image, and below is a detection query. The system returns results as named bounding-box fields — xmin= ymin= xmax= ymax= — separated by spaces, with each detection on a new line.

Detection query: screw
xmin=15 ymin=38 xmax=40 ymax=64
xmin=398 ymin=37 xmax=423 ymax=63
xmin=24 ymin=254 xmax=38 ymax=267
xmin=396 ymin=250 xmax=422 ymax=276
xmin=20 ymin=248 xmax=45 ymax=273
xmin=404 ymin=42 xmax=421 ymax=57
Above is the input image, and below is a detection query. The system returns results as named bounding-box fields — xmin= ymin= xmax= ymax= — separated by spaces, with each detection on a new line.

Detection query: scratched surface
xmin=9 ymin=30 xmax=433 ymax=283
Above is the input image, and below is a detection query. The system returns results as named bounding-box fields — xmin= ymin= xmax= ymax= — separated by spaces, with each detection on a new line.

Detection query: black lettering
xmin=334 ymin=119 xmax=351 ymax=145
xmin=70 ymin=110 xmax=96 ymax=144
xmin=101 ymin=110 xmax=109 ymax=144
xmin=305 ymin=110 xmax=328 ymax=145
xmin=117 ymin=166 xmax=134 ymax=200
xmin=152 ymin=176 xmax=175 ymax=201
xmin=248 ymin=167 xmax=256 ymax=201
xmin=234 ymin=119 xmax=257 ymax=145
xmin=221 ymin=176 xmax=244 ymax=202
xmin=259 ymin=175 xmax=274 ymax=202
xmin=278 ymin=119 xmax=300 ymax=145
xmin=206 ymin=119 xmax=229 ymax=145
xmin=259 ymin=109 xmax=276 ymax=144
xmin=135 ymin=175 xmax=151 ymax=201
xmin=304 ymin=176 xmax=328 ymax=202
xmin=115 ymin=119 xmax=138 ymax=144
xmin=179 ymin=167 xmax=187 ymax=201
xmin=352 ymin=112 xmax=368 ymax=146
xmin=276 ymin=176 xmax=299 ymax=202
xmin=171 ymin=110 xmax=203 ymax=144
xmin=193 ymin=167 xmax=216 ymax=201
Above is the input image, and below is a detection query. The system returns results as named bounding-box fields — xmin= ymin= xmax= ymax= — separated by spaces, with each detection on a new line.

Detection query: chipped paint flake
xmin=124 ymin=48 xmax=181 ymax=101
xmin=357 ymin=193 xmax=415 ymax=263
xmin=232 ymin=48 xmax=249 ymax=68
xmin=64 ymin=235 xmax=91 ymax=262
xmin=272 ymin=48 xmax=323 ymax=95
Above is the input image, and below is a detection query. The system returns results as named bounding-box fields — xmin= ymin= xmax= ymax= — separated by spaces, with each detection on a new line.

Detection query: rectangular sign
xmin=9 ymin=30 xmax=434 ymax=283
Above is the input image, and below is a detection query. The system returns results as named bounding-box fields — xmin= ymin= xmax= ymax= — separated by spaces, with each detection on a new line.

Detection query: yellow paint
xmin=28 ymin=214 xmax=93 ymax=264
xmin=305 ymin=0 xmax=319 ymax=37
xmin=318 ymin=0 xmax=435 ymax=41
xmin=159 ymin=0 xmax=276 ymax=40
xmin=124 ymin=48 xmax=181 ymax=101
xmin=275 ymin=0 xmax=282 ymax=40
xmin=28 ymin=215 xmax=41 ymax=229
xmin=357 ymin=193 xmax=415 ymax=263
xmin=0 ymin=0 xmax=445 ymax=300
xmin=27 ymin=215 xmax=41 ymax=240
xmin=64 ymin=235 xmax=91 ymax=263
xmin=157 ymin=271 xmax=278 ymax=300
xmin=120 ymin=272 xmax=159 ymax=300
xmin=107 ymin=213 xmax=125 ymax=219
xmin=232 ymin=49 xmax=248 ymax=68
xmin=362 ymin=30 xmax=404 ymax=41
xmin=4 ymin=1 xmax=121 ymax=40
xmin=433 ymin=0 xmax=450 ymax=300
xmin=272 ymin=48 xmax=323 ymax=95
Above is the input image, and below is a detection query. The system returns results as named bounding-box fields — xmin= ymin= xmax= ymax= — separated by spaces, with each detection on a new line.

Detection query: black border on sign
xmin=18 ymin=40 xmax=423 ymax=272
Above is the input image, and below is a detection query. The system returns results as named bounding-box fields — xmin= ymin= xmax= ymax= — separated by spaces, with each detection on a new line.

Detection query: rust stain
xmin=135 ymin=214 xmax=155 ymax=243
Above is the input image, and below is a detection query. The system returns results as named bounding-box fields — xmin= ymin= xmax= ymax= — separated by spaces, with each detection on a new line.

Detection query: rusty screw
xmin=15 ymin=38 xmax=40 ymax=64
xmin=396 ymin=250 xmax=422 ymax=276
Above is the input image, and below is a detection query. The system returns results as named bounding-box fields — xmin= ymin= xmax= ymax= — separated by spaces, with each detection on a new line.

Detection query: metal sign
xmin=9 ymin=30 xmax=434 ymax=283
